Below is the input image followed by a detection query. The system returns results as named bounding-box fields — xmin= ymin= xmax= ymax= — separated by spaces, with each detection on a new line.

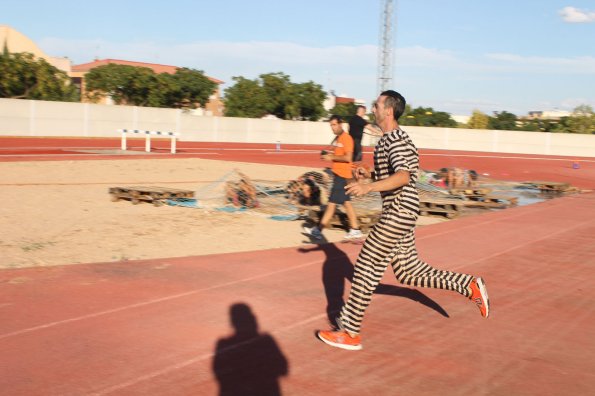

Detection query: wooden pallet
xmin=521 ymin=181 xmax=571 ymax=192
xmin=449 ymin=187 xmax=493 ymax=197
xmin=298 ymin=205 xmax=380 ymax=233
xmin=418 ymin=190 xmax=464 ymax=218
xmin=109 ymin=186 xmax=195 ymax=206
xmin=462 ymin=194 xmax=518 ymax=209
xmin=419 ymin=199 xmax=462 ymax=218
xmin=448 ymin=187 xmax=519 ymax=209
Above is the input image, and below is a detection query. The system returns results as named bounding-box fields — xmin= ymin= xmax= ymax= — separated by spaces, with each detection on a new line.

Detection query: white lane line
xmin=266 ymin=151 xmax=320 ymax=154
xmin=0 ymin=152 xmax=220 ymax=157
xmin=0 ymin=258 xmax=323 ymax=341
xmin=91 ymin=312 xmax=327 ymax=395
xmin=417 ymin=196 xmax=586 ymax=242
xmin=446 ymin=217 xmax=594 ymax=271
xmin=422 ymin=153 xmax=595 ymax=162
xmin=92 ymin=216 xmax=595 ymax=394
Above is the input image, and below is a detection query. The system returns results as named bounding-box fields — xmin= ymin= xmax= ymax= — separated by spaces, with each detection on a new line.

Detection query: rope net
xmin=186 ymin=168 xmax=463 ymax=220
xmin=192 ymin=169 xmax=301 ymax=220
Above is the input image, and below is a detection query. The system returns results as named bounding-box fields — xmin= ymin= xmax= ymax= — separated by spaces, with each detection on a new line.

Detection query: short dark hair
xmin=356 ymin=105 xmax=366 ymax=112
xmin=329 ymin=114 xmax=343 ymax=123
xmin=380 ymin=90 xmax=406 ymax=121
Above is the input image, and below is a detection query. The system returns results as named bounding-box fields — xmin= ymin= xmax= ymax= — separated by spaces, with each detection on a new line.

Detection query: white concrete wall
xmin=402 ymin=126 xmax=595 ymax=157
xmin=1 ymin=98 xmax=594 ymax=157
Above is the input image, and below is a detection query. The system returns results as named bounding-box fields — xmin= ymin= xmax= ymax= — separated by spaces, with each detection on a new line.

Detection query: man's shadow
xmin=299 ymin=236 xmax=448 ymax=326
xmin=212 ymin=303 xmax=289 ymax=396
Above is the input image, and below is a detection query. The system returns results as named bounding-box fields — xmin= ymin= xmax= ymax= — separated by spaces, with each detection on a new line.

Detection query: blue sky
xmin=3 ymin=0 xmax=594 ymax=115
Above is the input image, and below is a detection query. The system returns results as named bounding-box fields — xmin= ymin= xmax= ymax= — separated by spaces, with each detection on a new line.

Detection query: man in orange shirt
xmin=303 ymin=115 xmax=363 ymax=240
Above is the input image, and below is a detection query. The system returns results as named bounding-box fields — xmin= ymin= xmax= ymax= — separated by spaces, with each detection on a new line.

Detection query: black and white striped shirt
xmin=373 ymin=128 xmax=419 ymax=215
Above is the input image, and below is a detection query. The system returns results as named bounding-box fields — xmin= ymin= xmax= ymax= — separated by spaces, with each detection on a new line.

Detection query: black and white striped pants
xmin=338 ymin=209 xmax=474 ymax=335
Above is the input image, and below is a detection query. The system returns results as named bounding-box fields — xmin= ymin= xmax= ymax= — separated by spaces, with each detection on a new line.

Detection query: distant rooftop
xmin=72 ymin=59 xmax=224 ymax=84
xmin=527 ymin=110 xmax=571 ymax=120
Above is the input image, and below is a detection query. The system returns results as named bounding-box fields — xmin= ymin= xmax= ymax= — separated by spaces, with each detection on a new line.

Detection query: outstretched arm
xmin=345 ymin=170 xmax=410 ymax=197
xmin=364 ymin=124 xmax=383 ymax=136
xmin=321 ymin=150 xmax=352 ymax=163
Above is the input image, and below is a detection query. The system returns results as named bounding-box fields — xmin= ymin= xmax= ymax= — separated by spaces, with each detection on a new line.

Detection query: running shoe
xmin=302 ymin=226 xmax=323 ymax=240
xmin=317 ymin=330 xmax=362 ymax=351
xmin=469 ymin=277 xmax=490 ymax=318
xmin=343 ymin=228 xmax=364 ymax=240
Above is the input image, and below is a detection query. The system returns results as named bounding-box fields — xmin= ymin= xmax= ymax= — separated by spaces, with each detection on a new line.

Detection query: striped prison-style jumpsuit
xmin=338 ymin=128 xmax=475 ymax=335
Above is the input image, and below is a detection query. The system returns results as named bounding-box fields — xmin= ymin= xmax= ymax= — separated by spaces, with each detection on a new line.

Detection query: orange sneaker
xmin=317 ymin=330 xmax=362 ymax=351
xmin=469 ymin=277 xmax=490 ymax=318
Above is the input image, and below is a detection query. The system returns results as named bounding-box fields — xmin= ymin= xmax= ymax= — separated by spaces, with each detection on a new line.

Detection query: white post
xmin=247 ymin=118 xmax=253 ymax=142
xmin=275 ymin=119 xmax=281 ymax=146
xmin=171 ymin=134 xmax=177 ymax=154
xmin=145 ymin=131 xmax=151 ymax=152
xmin=213 ymin=117 xmax=219 ymax=142
xmin=83 ymin=103 xmax=89 ymax=137
xmin=121 ymin=129 xmax=127 ymax=150
xmin=29 ymin=100 xmax=36 ymax=136
xmin=175 ymin=109 xmax=182 ymax=136
xmin=443 ymin=128 xmax=450 ymax=149
xmin=133 ymin=106 xmax=139 ymax=130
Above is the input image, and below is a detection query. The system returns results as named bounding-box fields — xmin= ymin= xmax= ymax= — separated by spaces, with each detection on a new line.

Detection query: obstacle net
xmin=185 ymin=169 xmax=302 ymax=220
xmin=174 ymin=168 xmax=459 ymax=219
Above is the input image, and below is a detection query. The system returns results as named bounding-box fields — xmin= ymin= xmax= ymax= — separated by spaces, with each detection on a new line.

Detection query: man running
xmin=316 ymin=90 xmax=490 ymax=351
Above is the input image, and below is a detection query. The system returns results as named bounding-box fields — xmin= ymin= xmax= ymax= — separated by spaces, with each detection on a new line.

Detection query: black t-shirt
xmin=348 ymin=115 xmax=368 ymax=140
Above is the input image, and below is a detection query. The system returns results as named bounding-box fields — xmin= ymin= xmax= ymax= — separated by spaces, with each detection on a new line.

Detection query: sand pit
xmin=0 ymin=158 xmax=447 ymax=269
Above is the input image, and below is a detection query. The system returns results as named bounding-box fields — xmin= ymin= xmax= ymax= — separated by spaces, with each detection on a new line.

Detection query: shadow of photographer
xmin=212 ymin=303 xmax=289 ymax=396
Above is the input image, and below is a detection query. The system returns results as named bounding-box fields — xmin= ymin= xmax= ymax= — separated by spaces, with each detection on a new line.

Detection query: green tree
xmin=260 ymin=72 xmax=293 ymax=119
xmin=552 ymin=117 xmax=571 ymax=133
xmin=432 ymin=111 xmax=457 ymax=127
xmin=488 ymin=111 xmax=518 ymax=131
xmin=0 ymin=51 xmax=78 ymax=101
xmin=166 ymin=68 xmax=216 ymax=109
xmin=567 ymin=104 xmax=594 ymax=134
xmin=292 ymin=81 xmax=327 ymax=121
xmin=147 ymin=72 xmax=179 ymax=108
xmin=223 ymin=72 xmax=327 ymax=120
xmin=85 ymin=64 xmax=157 ymax=105
xmin=398 ymin=104 xmax=413 ymax=123
xmin=85 ymin=64 xmax=215 ymax=108
xmin=328 ymin=102 xmax=358 ymax=118
xmin=223 ymin=77 xmax=270 ymax=118
xmin=518 ymin=118 xmax=563 ymax=132
xmin=400 ymin=106 xmax=457 ymax=127
xmin=466 ymin=109 xmax=489 ymax=129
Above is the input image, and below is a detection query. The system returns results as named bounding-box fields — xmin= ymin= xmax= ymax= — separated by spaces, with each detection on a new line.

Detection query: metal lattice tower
xmin=377 ymin=0 xmax=395 ymax=94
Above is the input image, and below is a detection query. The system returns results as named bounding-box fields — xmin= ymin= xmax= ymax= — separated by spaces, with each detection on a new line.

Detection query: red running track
xmin=1 ymin=193 xmax=594 ymax=395
xmin=1 ymin=136 xmax=595 ymax=395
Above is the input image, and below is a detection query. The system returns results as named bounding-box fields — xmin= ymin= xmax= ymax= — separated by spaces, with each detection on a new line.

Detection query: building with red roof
xmin=71 ymin=59 xmax=224 ymax=116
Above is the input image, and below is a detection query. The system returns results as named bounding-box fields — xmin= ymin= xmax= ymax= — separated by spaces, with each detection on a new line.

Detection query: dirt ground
xmin=0 ymin=158 xmax=448 ymax=269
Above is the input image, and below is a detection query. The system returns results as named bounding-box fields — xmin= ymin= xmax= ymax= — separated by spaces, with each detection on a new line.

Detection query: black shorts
xmin=353 ymin=139 xmax=362 ymax=162
xmin=329 ymin=174 xmax=351 ymax=204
